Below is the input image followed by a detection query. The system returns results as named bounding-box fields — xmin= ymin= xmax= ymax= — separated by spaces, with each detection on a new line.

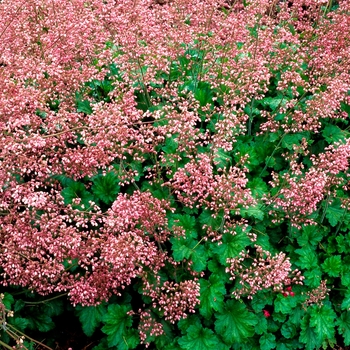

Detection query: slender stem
xmin=0 ymin=0 xmax=26 ymax=41
xmin=0 ymin=339 xmax=14 ymax=350
xmin=247 ymin=98 xmax=255 ymax=136
xmin=251 ymin=228 xmax=267 ymax=236
xmin=334 ymin=203 xmax=348 ymax=236
xmin=7 ymin=324 xmax=53 ymax=350
xmin=320 ymin=194 xmax=330 ymax=224
xmin=23 ymin=293 xmax=68 ymax=305
xmin=192 ymin=237 xmax=206 ymax=251
xmin=259 ymin=133 xmax=286 ymax=178
xmin=332 ymin=287 xmax=348 ymax=292
xmin=137 ymin=58 xmax=152 ymax=109
xmin=42 ymin=126 xmax=88 ymax=139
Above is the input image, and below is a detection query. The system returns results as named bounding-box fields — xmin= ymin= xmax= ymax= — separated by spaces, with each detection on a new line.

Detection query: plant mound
xmin=1 ymin=0 xmax=350 ymax=349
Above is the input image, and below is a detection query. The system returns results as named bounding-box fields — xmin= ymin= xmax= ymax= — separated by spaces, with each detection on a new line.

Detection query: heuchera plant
xmin=1 ymin=0 xmax=350 ymax=349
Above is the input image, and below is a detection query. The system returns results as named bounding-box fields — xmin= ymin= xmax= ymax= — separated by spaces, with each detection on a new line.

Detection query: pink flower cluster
xmin=169 ymin=154 xmax=255 ymax=217
xmin=137 ymin=309 xmax=165 ymax=347
xmin=303 ymin=280 xmax=330 ymax=307
xmin=226 ymin=246 xmax=304 ymax=299
xmin=0 ymin=191 xmax=172 ymax=306
xmin=143 ymin=279 xmax=200 ymax=324
xmin=268 ymin=140 xmax=350 ymax=226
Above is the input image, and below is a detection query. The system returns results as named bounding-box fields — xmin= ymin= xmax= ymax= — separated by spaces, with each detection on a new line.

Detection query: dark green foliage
xmin=178 ymin=323 xmax=221 ymax=350
xmin=101 ymin=304 xmax=139 ymax=349
xmin=75 ymin=304 xmax=107 ymax=337
xmin=91 ymin=171 xmax=120 ymax=205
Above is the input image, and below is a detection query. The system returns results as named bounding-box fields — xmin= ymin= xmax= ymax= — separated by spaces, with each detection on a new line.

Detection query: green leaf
xmin=281 ymin=321 xmax=297 ymax=339
xmin=272 ymin=311 xmax=286 ymax=323
xmin=340 ymin=103 xmax=350 ymax=121
xmin=214 ymin=300 xmax=258 ymax=344
xmin=309 ymin=304 xmax=336 ymax=344
xmin=91 ymin=171 xmax=120 ymax=204
xmin=255 ymin=315 xmax=267 ymax=335
xmin=207 ymin=259 xmax=230 ymax=283
xmin=10 ymin=317 xmax=29 ymax=331
xmin=211 ymin=229 xmax=251 ymax=265
xmin=199 ymin=209 xmax=223 ymax=231
xmin=92 ymin=338 xmax=109 ymax=350
xmin=199 ymin=274 xmax=226 ymax=319
xmin=28 ymin=314 xmax=55 ymax=332
xmin=297 ymin=225 xmax=325 ymax=247
xmin=254 ymin=313 xmax=268 ymax=335
xmin=288 ymin=307 xmax=305 ymax=327
xmin=51 ymin=174 xmax=74 ymax=187
xmin=171 ymin=236 xmax=208 ymax=271
xmin=341 ymin=290 xmax=350 ymax=310
xmin=322 ymin=124 xmax=346 ymax=143
xmin=102 ymin=304 xmax=135 ymax=348
xmin=178 ymin=323 xmax=220 ymax=350
xmin=14 ymin=299 xmax=25 ymax=312
xmin=178 ymin=315 xmax=201 ymax=334
xmin=342 ymin=266 xmax=350 ymax=287
xmin=321 ymin=255 xmax=342 ymax=277
xmin=261 ymin=97 xmax=286 ymax=111
xmin=241 ymin=205 xmax=264 ymax=221
xmin=162 ymin=135 xmax=178 ymax=154
xmin=336 ymin=234 xmax=350 ymax=253
xmin=170 ymin=213 xmax=197 ymax=237
xmin=234 ymin=142 xmax=260 ymax=169
xmin=277 ymin=338 xmax=303 ymax=350
xmin=276 ymin=343 xmax=291 ymax=350
xmin=325 ymin=198 xmax=345 ymax=227
xmin=171 ymin=236 xmax=196 ymax=261
xmin=214 ymin=148 xmax=231 ymax=170
xmin=274 ymin=294 xmax=299 ymax=314
xmin=303 ymin=268 xmax=322 ymax=288
xmin=194 ymin=82 xmax=213 ymax=107
xmin=337 ymin=312 xmax=350 ymax=345
xmin=76 ymin=303 xmax=107 ymax=337
xmin=41 ymin=299 xmax=64 ymax=317
xmin=61 ymin=181 xmax=94 ymax=209
xmin=191 ymin=244 xmax=209 ymax=272
xmin=76 ymin=98 xmax=93 ymax=114
xmin=250 ymin=291 xmax=274 ymax=313
xmin=299 ymin=315 xmax=322 ymax=350
xmin=267 ymin=318 xmax=281 ymax=333
xmin=248 ymin=177 xmax=268 ymax=199
xmin=295 ymin=246 xmax=318 ymax=269
xmin=2 ymin=293 xmax=14 ymax=309
xmin=36 ymin=108 xmax=47 ymax=119
xmin=282 ymin=133 xmax=305 ymax=150
xmin=120 ymin=330 xmax=139 ymax=350
xmin=259 ymin=333 xmax=276 ymax=350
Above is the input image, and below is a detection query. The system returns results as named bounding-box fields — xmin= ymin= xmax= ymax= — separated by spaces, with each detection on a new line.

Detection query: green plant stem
xmin=192 ymin=237 xmax=206 ymax=251
xmin=137 ymin=58 xmax=152 ymax=109
xmin=334 ymin=205 xmax=348 ymax=236
xmin=42 ymin=126 xmax=88 ymax=139
xmin=332 ymin=288 xmax=348 ymax=292
xmin=7 ymin=323 xmax=53 ymax=350
xmin=320 ymin=194 xmax=330 ymax=224
xmin=0 ymin=339 xmax=14 ymax=350
xmin=247 ymin=98 xmax=255 ymax=136
xmin=259 ymin=133 xmax=286 ymax=178
xmin=23 ymin=293 xmax=68 ymax=305
xmin=323 ymin=0 xmax=333 ymax=16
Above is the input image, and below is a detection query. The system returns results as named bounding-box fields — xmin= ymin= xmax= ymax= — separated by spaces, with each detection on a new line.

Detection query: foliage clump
xmin=1 ymin=0 xmax=350 ymax=348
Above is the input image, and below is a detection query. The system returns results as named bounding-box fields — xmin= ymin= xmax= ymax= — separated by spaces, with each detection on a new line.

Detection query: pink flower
xmin=263 ymin=310 xmax=271 ymax=318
